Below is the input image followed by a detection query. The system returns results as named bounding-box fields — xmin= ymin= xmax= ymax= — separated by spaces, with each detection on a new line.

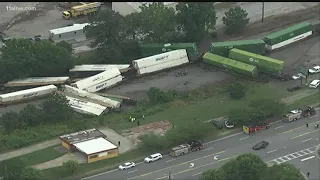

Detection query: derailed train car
xmin=202 ymin=52 xmax=258 ymax=78
xmin=140 ymin=43 xmax=199 ymax=60
xmin=210 ymin=39 xmax=266 ymax=57
xmin=228 ymin=48 xmax=284 ymax=74
xmin=264 ymin=21 xmax=312 ymax=51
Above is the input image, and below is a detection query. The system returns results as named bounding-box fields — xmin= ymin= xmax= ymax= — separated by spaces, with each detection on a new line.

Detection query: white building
xmin=112 ymin=2 xmax=178 ymax=16
xmin=49 ymin=23 xmax=90 ymax=42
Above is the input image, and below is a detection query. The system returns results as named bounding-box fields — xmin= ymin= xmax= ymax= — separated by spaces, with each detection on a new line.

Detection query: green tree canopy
xmin=175 ymin=2 xmax=218 ymax=42
xmin=20 ymin=167 xmax=42 ymax=180
xmin=227 ymin=82 xmax=246 ymax=99
xmin=222 ymin=6 xmax=250 ymax=34
xmin=138 ymin=2 xmax=179 ymax=43
xmin=19 ymin=104 xmax=42 ymax=126
xmin=62 ymin=160 xmax=79 ymax=174
xmin=0 ymin=111 xmax=24 ymax=134
xmin=222 ymin=153 xmax=267 ymax=180
xmin=200 ymin=168 xmax=225 ymax=180
xmin=261 ymin=163 xmax=304 ymax=180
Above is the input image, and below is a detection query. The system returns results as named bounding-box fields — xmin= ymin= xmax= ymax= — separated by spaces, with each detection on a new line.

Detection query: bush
xmin=146 ymin=87 xmax=179 ymax=104
xmin=227 ymin=83 xmax=246 ymax=99
xmin=62 ymin=160 xmax=79 ymax=175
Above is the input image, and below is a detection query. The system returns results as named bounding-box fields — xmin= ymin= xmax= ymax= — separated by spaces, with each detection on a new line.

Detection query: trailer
xmin=69 ymin=64 xmax=130 ymax=78
xmin=84 ymin=75 xmax=123 ymax=93
xmin=140 ymin=43 xmax=198 ymax=59
xmin=136 ymin=57 xmax=189 ymax=75
xmin=132 ymin=49 xmax=188 ymax=69
xmin=63 ymin=85 xmax=121 ymax=109
xmin=203 ymin=52 xmax=258 ymax=77
xmin=264 ymin=21 xmax=312 ymax=51
xmin=169 ymin=140 xmax=204 ymax=157
xmin=283 ymin=106 xmax=316 ymax=122
xmin=243 ymin=122 xmax=270 ymax=135
xmin=4 ymin=77 xmax=70 ymax=87
xmin=210 ymin=39 xmax=266 ymax=57
xmin=66 ymin=96 xmax=108 ymax=116
xmin=71 ymin=68 xmax=121 ymax=90
xmin=0 ymin=85 xmax=57 ymax=105
xmin=228 ymin=48 xmax=284 ymax=73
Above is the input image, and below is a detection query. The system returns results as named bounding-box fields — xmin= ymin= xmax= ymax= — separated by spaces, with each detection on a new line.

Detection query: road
xmin=82 ymin=109 xmax=320 ymax=180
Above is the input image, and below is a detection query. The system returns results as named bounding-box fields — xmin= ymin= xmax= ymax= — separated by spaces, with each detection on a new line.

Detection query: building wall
xmin=87 ymin=148 xmax=119 ymax=163
xmin=61 ymin=141 xmax=71 ymax=150
xmin=50 ymin=29 xmax=86 ymax=42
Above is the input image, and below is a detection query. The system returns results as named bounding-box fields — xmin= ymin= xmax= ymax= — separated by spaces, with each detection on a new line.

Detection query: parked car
xmin=309 ymin=79 xmax=320 ymax=88
xmin=209 ymin=120 xmax=223 ymax=129
xmin=224 ymin=120 xmax=235 ymax=128
xmin=308 ymin=66 xmax=320 ymax=74
xmin=144 ymin=153 xmax=162 ymax=163
xmin=119 ymin=162 xmax=135 ymax=170
xmin=253 ymin=141 xmax=269 ymax=150
xmin=292 ymin=73 xmax=303 ymax=80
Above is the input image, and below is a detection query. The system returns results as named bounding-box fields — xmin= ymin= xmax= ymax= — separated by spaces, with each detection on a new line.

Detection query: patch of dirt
xmin=121 ymin=121 xmax=172 ymax=146
xmin=281 ymin=89 xmax=319 ymax=104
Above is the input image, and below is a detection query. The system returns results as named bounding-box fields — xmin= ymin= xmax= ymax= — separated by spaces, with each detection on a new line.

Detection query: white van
xmin=309 ymin=80 xmax=320 ymax=88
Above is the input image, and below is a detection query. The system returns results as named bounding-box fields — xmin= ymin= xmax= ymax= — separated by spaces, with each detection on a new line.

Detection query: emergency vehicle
xmin=169 ymin=140 xmax=204 ymax=156
xmin=283 ymin=106 xmax=316 ymax=122
xmin=243 ymin=122 xmax=270 ymax=135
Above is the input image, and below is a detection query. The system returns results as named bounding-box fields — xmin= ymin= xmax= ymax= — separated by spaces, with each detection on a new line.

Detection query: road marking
xmin=192 ymin=172 xmax=203 ymax=176
xmin=127 ymin=151 xmax=225 ymax=180
xmin=239 ymin=137 xmax=249 ymax=140
xmin=302 ymin=138 xmax=312 ymax=142
xmin=81 ymin=169 xmax=118 ymax=179
xmin=278 ymin=120 xmax=320 ymax=135
xmin=128 ymin=170 xmax=138 ymax=173
xmin=267 ymin=149 xmax=278 ymax=154
xmin=291 ymin=129 xmax=320 ymax=139
xmin=203 ymin=148 xmax=213 ymax=151
xmin=301 ymin=156 xmax=315 ymax=162
xmin=266 ymin=146 xmax=317 ymax=164
xmin=154 ymin=155 xmax=239 ymax=180
xmin=275 ymin=125 xmax=284 ymax=129
xmin=165 ymin=159 xmax=176 ymax=163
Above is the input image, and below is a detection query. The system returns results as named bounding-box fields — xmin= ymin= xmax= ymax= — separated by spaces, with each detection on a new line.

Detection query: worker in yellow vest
xmin=132 ymin=117 xmax=136 ymax=122
xmin=129 ymin=116 xmax=132 ymax=122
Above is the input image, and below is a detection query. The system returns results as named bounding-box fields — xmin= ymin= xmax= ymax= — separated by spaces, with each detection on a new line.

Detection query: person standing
xmin=137 ymin=120 xmax=140 ymax=126
xmin=118 ymin=141 xmax=120 ymax=147
xmin=142 ymin=115 xmax=145 ymax=120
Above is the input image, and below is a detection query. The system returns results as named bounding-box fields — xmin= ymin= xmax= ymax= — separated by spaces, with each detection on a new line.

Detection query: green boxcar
xmin=228 ymin=48 xmax=284 ymax=72
xmin=263 ymin=21 xmax=312 ymax=47
xmin=210 ymin=39 xmax=266 ymax=57
xmin=203 ymin=52 xmax=258 ymax=77
xmin=140 ymin=43 xmax=198 ymax=58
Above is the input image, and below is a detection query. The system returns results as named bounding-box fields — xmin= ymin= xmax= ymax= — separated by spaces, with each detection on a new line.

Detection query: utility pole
xmin=262 ymin=2 xmax=265 ymax=22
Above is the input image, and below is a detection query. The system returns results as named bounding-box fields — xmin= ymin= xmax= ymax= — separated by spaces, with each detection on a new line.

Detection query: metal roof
xmin=74 ymin=137 xmax=117 ymax=155
xmin=0 ymin=85 xmax=57 ymax=98
xmin=6 ymin=77 xmax=69 ymax=85
xmin=66 ymin=96 xmax=107 ymax=116
xmin=49 ymin=23 xmax=90 ymax=35
xmin=69 ymin=64 xmax=130 ymax=72
xmin=265 ymin=21 xmax=311 ymax=40
xmin=212 ymin=39 xmax=265 ymax=47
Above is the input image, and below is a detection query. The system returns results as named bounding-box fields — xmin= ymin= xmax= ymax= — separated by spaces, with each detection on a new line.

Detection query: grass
xmin=0 ymin=145 xmax=67 ymax=176
xmin=285 ymin=92 xmax=320 ymax=110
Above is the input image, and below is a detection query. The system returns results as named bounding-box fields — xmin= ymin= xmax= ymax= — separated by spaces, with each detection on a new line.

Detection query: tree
xmin=19 ymin=104 xmax=42 ymax=126
xmin=40 ymin=93 xmax=74 ymax=123
xmin=85 ymin=9 xmax=139 ymax=63
xmin=20 ymin=167 xmax=42 ymax=180
xmin=62 ymin=160 xmax=79 ymax=174
xmin=2 ymin=158 xmax=26 ymax=180
xmin=56 ymin=41 xmax=73 ymax=54
xmin=261 ymin=163 xmax=304 ymax=180
xmin=175 ymin=2 xmax=218 ymax=42
xmin=222 ymin=6 xmax=250 ymax=34
xmin=227 ymin=82 xmax=246 ymax=99
xmin=227 ymin=107 xmax=252 ymax=125
xmin=200 ymin=169 xmax=225 ymax=180
xmin=0 ymin=111 xmax=24 ymax=134
xmin=0 ymin=39 xmax=74 ymax=83
xmin=138 ymin=2 xmax=179 ymax=43
xmin=222 ymin=153 xmax=267 ymax=180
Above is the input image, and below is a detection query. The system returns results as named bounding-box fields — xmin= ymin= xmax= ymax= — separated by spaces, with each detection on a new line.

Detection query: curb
xmin=300 ymin=171 xmax=308 ymax=180
xmin=315 ymin=143 xmax=320 ymax=160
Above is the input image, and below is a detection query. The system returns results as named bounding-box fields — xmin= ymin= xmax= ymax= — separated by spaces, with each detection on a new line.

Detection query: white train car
xmin=63 ymin=85 xmax=121 ymax=109
xmin=71 ymin=68 xmax=121 ymax=90
xmin=132 ymin=49 xmax=188 ymax=69
xmin=66 ymin=96 xmax=108 ymax=116
xmin=4 ymin=77 xmax=70 ymax=87
xmin=85 ymin=75 xmax=123 ymax=93
xmin=0 ymin=85 xmax=57 ymax=105
xmin=69 ymin=64 xmax=130 ymax=78
xmin=137 ymin=57 xmax=189 ymax=75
